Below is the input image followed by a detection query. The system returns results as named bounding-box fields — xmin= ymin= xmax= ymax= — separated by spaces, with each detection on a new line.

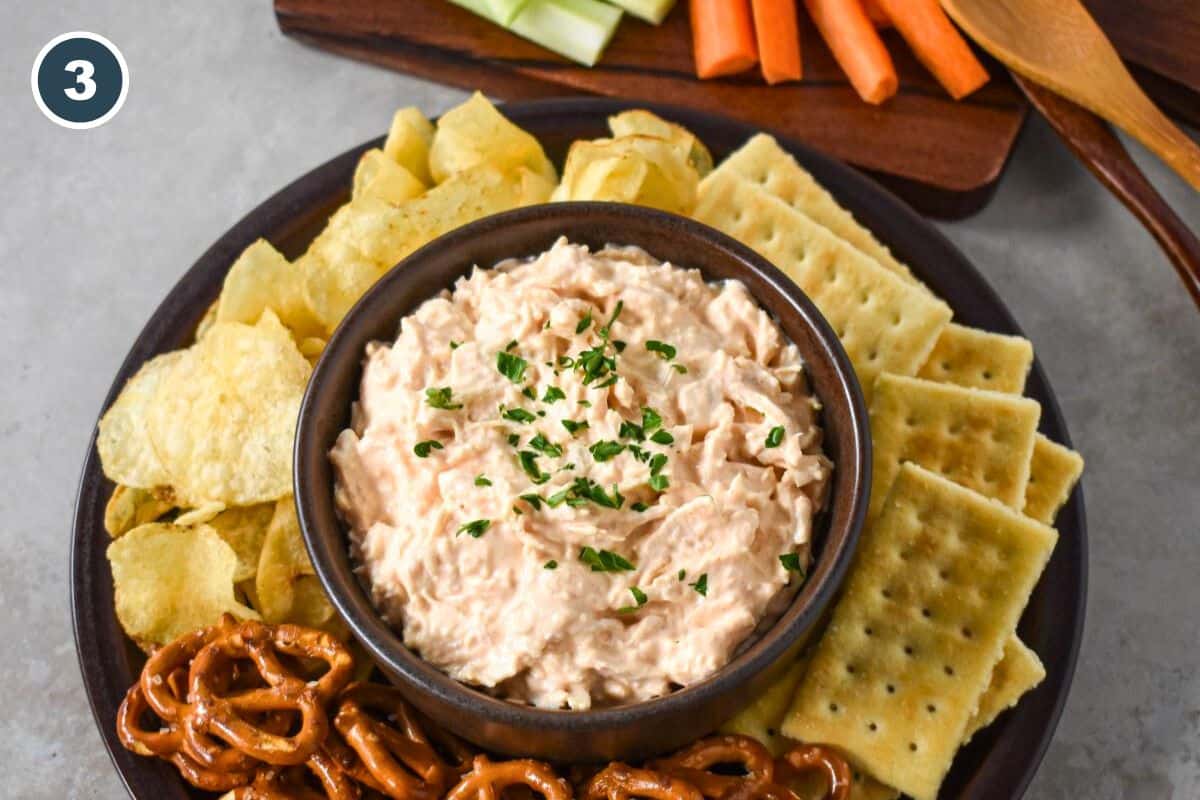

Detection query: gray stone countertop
xmin=1 ymin=2 xmax=1197 ymax=798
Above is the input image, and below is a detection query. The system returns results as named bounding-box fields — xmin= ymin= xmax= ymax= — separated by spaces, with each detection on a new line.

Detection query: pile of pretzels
xmin=116 ymin=615 xmax=850 ymax=800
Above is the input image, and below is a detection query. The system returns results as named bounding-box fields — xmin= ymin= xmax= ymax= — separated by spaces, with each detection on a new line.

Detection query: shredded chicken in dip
xmin=331 ymin=238 xmax=831 ymax=709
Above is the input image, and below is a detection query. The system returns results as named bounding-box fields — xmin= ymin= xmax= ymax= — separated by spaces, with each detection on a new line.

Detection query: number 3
xmin=64 ymin=59 xmax=96 ymax=101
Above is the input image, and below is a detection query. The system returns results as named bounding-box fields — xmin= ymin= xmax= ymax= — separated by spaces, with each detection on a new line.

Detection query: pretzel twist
xmin=650 ymin=734 xmax=778 ymax=799
xmin=776 ymin=744 xmax=851 ymax=800
xmin=446 ymin=754 xmax=573 ymax=800
xmin=585 ymin=763 xmax=705 ymax=800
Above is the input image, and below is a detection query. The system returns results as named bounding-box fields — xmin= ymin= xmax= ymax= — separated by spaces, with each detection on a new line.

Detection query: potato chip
xmin=103 ymin=485 xmax=174 ymax=537
xmin=215 ymin=239 xmax=323 ymax=339
xmin=429 ymin=92 xmax=556 ymax=185
xmin=302 ymin=166 xmax=552 ymax=331
xmin=608 ymin=109 xmax=713 ymax=175
xmin=107 ymin=522 xmax=258 ymax=649
xmin=554 ymin=135 xmax=699 ymax=214
xmin=173 ymin=502 xmax=226 ymax=527
xmin=207 ymin=503 xmax=274 ymax=582
xmin=352 ymin=148 xmax=426 ymax=205
xmin=97 ymin=351 xmax=184 ymax=490
xmin=146 ymin=311 xmax=310 ymax=507
xmin=383 ymin=106 xmax=435 ymax=185
xmin=256 ymin=495 xmax=317 ymax=621
xmin=194 ymin=300 xmax=218 ymax=341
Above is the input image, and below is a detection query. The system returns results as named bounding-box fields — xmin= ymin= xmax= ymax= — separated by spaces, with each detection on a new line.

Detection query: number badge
xmin=31 ymin=32 xmax=128 ymax=130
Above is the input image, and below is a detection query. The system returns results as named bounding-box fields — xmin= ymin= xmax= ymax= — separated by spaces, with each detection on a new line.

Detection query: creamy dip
xmin=331 ymin=239 xmax=830 ymax=709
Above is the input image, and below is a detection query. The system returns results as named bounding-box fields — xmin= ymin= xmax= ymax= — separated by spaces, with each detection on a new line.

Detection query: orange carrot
xmin=690 ymin=0 xmax=759 ymax=79
xmin=750 ymin=0 xmax=802 ymax=84
xmin=873 ymin=0 xmax=988 ymax=100
xmin=804 ymin=0 xmax=897 ymax=105
xmin=862 ymin=0 xmax=891 ymax=28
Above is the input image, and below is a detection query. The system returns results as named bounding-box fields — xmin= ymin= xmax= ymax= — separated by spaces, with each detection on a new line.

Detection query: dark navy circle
xmin=34 ymin=34 xmax=126 ymax=126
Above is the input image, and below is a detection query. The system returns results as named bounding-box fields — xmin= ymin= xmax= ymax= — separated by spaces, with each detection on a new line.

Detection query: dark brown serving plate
xmin=71 ymin=98 xmax=1087 ymax=799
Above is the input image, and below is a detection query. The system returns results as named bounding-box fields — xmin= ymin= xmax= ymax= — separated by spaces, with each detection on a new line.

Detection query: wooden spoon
xmin=1012 ymin=74 xmax=1200 ymax=308
xmin=941 ymin=0 xmax=1200 ymax=191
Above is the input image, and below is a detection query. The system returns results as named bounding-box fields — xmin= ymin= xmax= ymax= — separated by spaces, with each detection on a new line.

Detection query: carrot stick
xmin=750 ymin=0 xmax=802 ymax=84
xmin=873 ymin=0 xmax=988 ymax=100
xmin=862 ymin=0 xmax=891 ymax=28
xmin=804 ymin=0 xmax=897 ymax=105
xmin=690 ymin=0 xmax=759 ymax=79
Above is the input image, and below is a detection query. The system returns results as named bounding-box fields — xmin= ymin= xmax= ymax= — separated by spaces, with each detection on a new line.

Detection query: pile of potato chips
xmin=98 ymin=91 xmax=1082 ymax=799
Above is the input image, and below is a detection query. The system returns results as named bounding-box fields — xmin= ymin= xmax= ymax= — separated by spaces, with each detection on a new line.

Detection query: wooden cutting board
xmin=274 ymin=0 xmax=1198 ymax=219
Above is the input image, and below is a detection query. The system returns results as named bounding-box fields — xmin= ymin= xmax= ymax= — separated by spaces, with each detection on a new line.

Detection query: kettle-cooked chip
xmin=97 ymin=351 xmax=185 ymax=490
xmin=107 ymin=522 xmax=258 ymax=649
xmin=207 ymin=503 xmax=274 ymax=582
xmin=608 ymin=110 xmax=714 ymax=176
xmin=383 ymin=106 xmax=435 ymax=185
xmin=216 ymin=239 xmax=323 ymax=339
xmin=554 ymin=135 xmax=699 ymax=214
xmin=429 ymin=92 xmax=557 ymax=185
xmin=256 ymin=495 xmax=318 ymax=623
xmin=146 ymin=311 xmax=310 ymax=507
xmin=352 ymin=148 xmax=426 ymax=205
xmin=103 ymin=485 xmax=175 ymax=537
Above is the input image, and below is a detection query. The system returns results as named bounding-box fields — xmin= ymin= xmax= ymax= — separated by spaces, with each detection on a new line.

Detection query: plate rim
xmin=71 ymin=96 xmax=1086 ymax=800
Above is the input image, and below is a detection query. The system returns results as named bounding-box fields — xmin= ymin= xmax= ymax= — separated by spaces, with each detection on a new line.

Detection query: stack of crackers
xmin=695 ymin=135 xmax=1085 ymax=800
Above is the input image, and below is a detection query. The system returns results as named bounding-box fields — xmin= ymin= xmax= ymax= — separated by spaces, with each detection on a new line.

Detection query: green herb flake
xmin=619 ymin=421 xmax=645 ymax=441
xmin=450 ymin=340 xmax=461 ymax=350
xmin=502 ymin=407 xmax=536 ymax=424
xmin=579 ymin=546 xmax=635 ymax=572
xmin=631 ymin=501 xmax=649 ymax=512
xmin=617 ymin=586 xmax=649 ymax=614
xmin=766 ymin=426 xmax=786 ymax=448
xmin=689 ymin=573 xmax=708 ymax=596
xmin=677 ymin=569 xmax=687 ymax=581
xmin=650 ymin=430 xmax=674 ymax=445
xmin=507 ymin=433 xmax=520 ymax=447
xmin=613 ymin=340 xmax=627 ymax=353
xmin=589 ymin=440 xmax=625 ymax=462
xmin=474 ymin=474 xmax=492 ymax=487
xmin=598 ymin=300 xmax=624 ymax=340
xmin=645 ymin=340 xmax=676 ymax=360
xmin=576 ymin=309 xmax=593 ymax=334
xmin=594 ymin=374 xmax=619 ymax=389
xmin=561 ymin=419 xmax=589 ymax=436
xmin=520 ymin=493 xmax=545 ymax=510
xmin=521 ymin=386 xmax=536 ymax=400
xmin=578 ymin=399 xmax=592 ymax=408
xmin=456 ymin=519 xmax=491 ymax=538
xmin=425 ymin=387 xmax=463 ymax=410
xmin=544 ymin=560 xmax=558 ymax=570
xmin=628 ymin=445 xmax=650 ymax=464
xmin=779 ymin=553 xmax=805 ymax=574
xmin=641 ymin=407 xmax=663 ymax=432
xmin=518 ymin=451 xmax=550 ymax=485
xmin=529 ymin=434 xmax=563 ymax=458
xmin=649 ymin=474 xmax=670 ymax=492
xmin=505 ymin=339 xmax=519 ymax=352
xmin=558 ymin=355 xmax=576 ymax=369
xmin=413 ymin=440 xmax=443 ymax=458
xmin=672 ymin=364 xmax=688 ymax=374
xmin=496 ymin=351 xmax=528 ymax=383
xmin=649 ymin=453 xmax=668 ymax=476
xmin=542 ymin=386 xmax=566 ymax=403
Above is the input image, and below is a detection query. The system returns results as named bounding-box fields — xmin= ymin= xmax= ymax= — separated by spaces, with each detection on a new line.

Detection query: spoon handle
xmin=1015 ymin=74 xmax=1200 ymax=310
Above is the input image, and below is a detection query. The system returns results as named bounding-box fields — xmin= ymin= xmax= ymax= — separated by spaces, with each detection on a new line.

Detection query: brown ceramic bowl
xmin=294 ymin=202 xmax=870 ymax=763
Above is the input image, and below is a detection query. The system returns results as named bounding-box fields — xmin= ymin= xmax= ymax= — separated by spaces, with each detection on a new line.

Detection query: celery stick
xmin=486 ymin=0 xmax=530 ymax=25
xmin=604 ymin=0 xmax=676 ymax=24
xmin=448 ymin=0 xmax=622 ymax=67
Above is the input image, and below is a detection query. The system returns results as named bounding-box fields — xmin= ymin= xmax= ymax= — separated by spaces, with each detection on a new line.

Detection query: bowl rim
xmin=294 ymin=201 xmax=871 ymax=729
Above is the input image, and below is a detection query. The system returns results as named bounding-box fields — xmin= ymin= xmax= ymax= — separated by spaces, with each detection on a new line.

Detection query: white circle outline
xmin=31 ymin=31 xmax=129 ymax=130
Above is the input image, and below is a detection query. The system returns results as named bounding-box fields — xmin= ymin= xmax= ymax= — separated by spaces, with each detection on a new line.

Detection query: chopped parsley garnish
xmin=579 ymin=546 xmax=635 ymax=572
xmin=677 ymin=569 xmax=687 ymax=581
xmin=528 ymin=434 xmax=563 ymax=458
xmin=576 ymin=309 xmax=593 ymax=334
xmin=598 ymin=300 xmax=624 ymax=341
xmin=649 ymin=453 xmax=668 ymax=476
xmin=578 ymin=400 xmax=592 ymax=408
xmin=779 ymin=553 xmax=805 ymax=574
xmin=574 ymin=345 xmax=616 ymax=385
xmin=618 ymin=586 xmax=648 ymax=614
xmin=522 ymin=386 xmax=536 ymax=400
xmin=425 ymin=387 xmax=462 ymax=410
xmin=561 ymin=419 xmax=589 ymax=436
xmin=613 ymin=340 xmax=627 ymax=353
xmin=548 ymin=478 xmax=624 ymax=509
xmin=628 ymin=444 xmax=651 ymax=464
xmin=413 ymin=440 xmax=443 ymax=458
xmin=766 ymin=426 xmax=786 ymax=448
xmin=589 ymin=440 xmax=625 ymax=462
xmin=631 ymin=501 xmax=649 ymax=512
xmin=542 ymin=386 xmax=566 ymax=403
xmin=619 ymin=421 xmax=645 ymax=441
xmin=689 ymin=573 xmax=709 ymax=596
xmin=649 ymin=474 xmax=670 ymax=492
xmin=457 ymin=519 xmax=491 ymax=538
xmin=557 ymin=355 xmax=575 ymax=368
xmin=450 ymin=340 xmax=461 ymax=350
xmin=641 ymin=407 xmax=663 ymax=432
xmin=513 ymin=505 xmax=523 ymax=515
xmin=502 ymin=407 xmax=536 ymax=424
xmin=650 ymin=430 xmax=674 ymax=445
xmin=594 ymin=374 xmax=619 ymax=389
xmin=544 ymin=560 xmax=558 ymax=570
xmin=496 ymin=351 xmax=528 ymax=383
xmin=672 ymin=363 xmax=688 ymax=374
xmin=505 ymin=339 xmax=519 ymax=352
xmin=474 ymin=475 xmax=492 ymax=487
xmin=519 ymin=493 xmax=545 ymax=510
xmin=537 ymin=410 xmax=546 ymax=417
xmin=507 ymin=433 xmax=520 ymax=447
xmin=645 ymin=340 xmax=676 ymax=360
xmin=518 ymin=451 xmax=550 ymax=484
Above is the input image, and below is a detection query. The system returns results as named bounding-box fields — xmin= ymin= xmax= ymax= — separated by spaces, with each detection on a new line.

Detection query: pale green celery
xmin=604 ymin=0 xmax=676 ymax=24
xmin=486 ymin=0 xmax=531 ymax=25
xmin=449 ymin=0 xmax=623 ymax=67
